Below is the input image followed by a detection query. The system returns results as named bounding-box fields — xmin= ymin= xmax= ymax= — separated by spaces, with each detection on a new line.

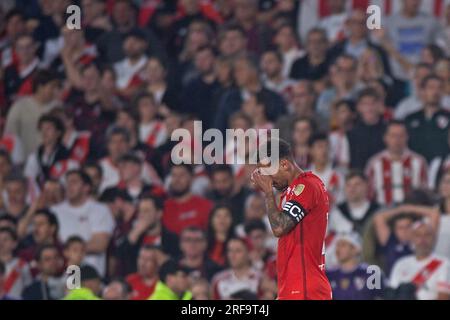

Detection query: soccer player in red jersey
xmin=252 ymin=139 xmax=332 ymax=300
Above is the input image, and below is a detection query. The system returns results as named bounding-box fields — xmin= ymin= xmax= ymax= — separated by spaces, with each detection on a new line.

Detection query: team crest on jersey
xmin=294 ymin=184 xmax=305 ymax=196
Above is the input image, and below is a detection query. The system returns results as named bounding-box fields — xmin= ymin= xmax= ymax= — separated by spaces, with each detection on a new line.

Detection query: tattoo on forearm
xmin=265 ymin=193 xmax=296 ymax=237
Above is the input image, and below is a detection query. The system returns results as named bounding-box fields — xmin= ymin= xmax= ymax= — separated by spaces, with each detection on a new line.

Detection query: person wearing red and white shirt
xmin=390 ymin=221 xmax=450 ymax=300
xmin=113 ymin=30 xmax=148 ymax=95
xmin=126 ymin=245 xmax=159 ymax=300
xmin=136 ymin=92 xmax=167 ymax=148
xmin=366 ymin=121 xmax=428 ymax=206
xmin=211 ymin=238 xmax=263 ymax=300
xmin=309 ymin=133 xmax=345 ymax=205
xmin=162 ymin=164 xmax=213 ymax=236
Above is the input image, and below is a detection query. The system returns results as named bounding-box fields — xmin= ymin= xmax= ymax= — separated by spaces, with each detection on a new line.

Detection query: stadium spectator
xmin=177 ymin=227 xmax=222 ymax=282
xmin=135 ymin=92 xmax=167 ymax=149
xmin=327 ymin=232 xmax=385 ymax=300
xmin=244 ymin=219 xmax=274 ymax=272
xmin=290 ymin=117 xmax=316 ymax=169
xmin=21 ymin=244 xmax=65 ymax=300
xmin=389 ymin=221 xmax=450 ymax=300
xmin=64 ymin=265 xmax=101 ymax=300
xmin=435 ymin=170 xmax=450 ymax=261
xmin=102 ymin=279 xmax=130 ymax=300
xmin=126 ymin=245 xmax=159 ymax=300
xmin=405 ymin=75 xmax=450 ymax=162
xmin=51 ymin=169 xmax=115 ymax=277
xmin=116 ymin=195 xmax=179 ymax=275
xmin=4 ymin=70 xmax=59 ymax=158
xmin=260 ymin=49 xmax=295 ymax=101
xmin=162 ymin=164 xmax=213 ymax=235
xmin=272 ymin=23 xmax=304 ymax=78
xmin=211 ymin=237 xmax=262 ymax=300
xmin=191 ymin=277 xmax=210 ymax=300
xmin=63 ymin=236 xmax=87 ymax=270
xmin=347 ymin=88 xmax=386 ymax=170
xmin=0 ymin=260 xmax=15 ymax=300
xmin=0 ymin=227 xmax=32 ymax=298
xmin=149 ymin=259 xmax=192 ymax=300
xmin=366 ymin=121 xmax=428 ymax=206
xmin=2 ymin=173 xmax=28 ymax=219
xmin=207 ymin=204 xmax=235 ymax=267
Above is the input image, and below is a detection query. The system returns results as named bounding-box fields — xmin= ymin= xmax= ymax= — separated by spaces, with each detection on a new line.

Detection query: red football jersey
xmin=276 ymin=172 xmax=332 ymax=300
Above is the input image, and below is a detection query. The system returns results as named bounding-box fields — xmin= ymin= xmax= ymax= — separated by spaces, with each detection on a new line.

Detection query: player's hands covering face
xmin=251 ymin=168 xmax=273 ymax=195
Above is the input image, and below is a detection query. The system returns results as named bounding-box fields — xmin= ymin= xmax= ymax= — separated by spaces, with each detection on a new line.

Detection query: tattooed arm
xmin=265 ymin=190 xmax=297 ymax=238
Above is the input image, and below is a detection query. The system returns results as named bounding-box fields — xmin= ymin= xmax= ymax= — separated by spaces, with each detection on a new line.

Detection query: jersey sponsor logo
xmin=293 ymin=184 xmax=305 ymax=196
xmin=282 ymin=201 xmax=306 ymax=223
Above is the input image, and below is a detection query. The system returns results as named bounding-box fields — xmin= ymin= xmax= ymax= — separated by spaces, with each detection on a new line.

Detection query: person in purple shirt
xmin=327 ymin=233 xmax=385 ymax=300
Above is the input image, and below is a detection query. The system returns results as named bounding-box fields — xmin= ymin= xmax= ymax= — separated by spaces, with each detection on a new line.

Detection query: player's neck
xmin=288 ymin=165 xmax=304 ymax=187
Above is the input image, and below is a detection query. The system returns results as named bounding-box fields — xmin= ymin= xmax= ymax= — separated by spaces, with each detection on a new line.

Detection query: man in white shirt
xmin=390 ymin=221 xmax=450 ymax=300
xmin=113 ymin=29 xmax=148 ymax=92
xmin=52 ymin=170 xmax=115 ymax=277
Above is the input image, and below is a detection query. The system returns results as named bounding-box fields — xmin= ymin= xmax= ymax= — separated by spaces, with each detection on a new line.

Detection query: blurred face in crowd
xmin=335 ymin=239 xmax=359 ymax=265
xmin=260 ymin=51 xmax=282 ymax=79
xmin=335 ymin=56 xmax=357 ymax=88
xmin=144 ymin=58 xmax=166 ymax=84
xmin=62 ymin=27 xmax=84 ymax=48
xmin=112 ymin=0 xmax=135 ymax=27
xmin=211 ymin=207 xmax=233 ymax=235
xmin=248 ymin=228 xmax=267 ymax=251
xmin=292 ymin=120 xmax=313 ymax=146
xmin=306 ymin=30 xmax=328 ymax=57
xmin=191 ymin=281 xmax=210 ymax=300
xmin=244 ymin=194 xmax=265 ymax=220
xmin=119 ymin=160 xmax=141 ymax=183
xmin=82 ymin=0 xmax=106 ymax=22
xmin=138 ymin=96 xmax=158 ymax=122
xmin=422 ymin=78 xmax=443 ymax=106
xmin=33 ymin=214 xmax=56 ymax=244
xmin=234 ymin=0 xmax=258 ymax=24
xmin=413 ymin=66 xmax=432 ymax=92
xmin=439 ymin=172 xmax=450 ymax=199
xmin=242 ymin=95 xmax=264 ymax=119
xmin=227 ymin=239 xmax=249 ymax=269
xmin=116 ymin=111 xmax=137 ymax=135
xmin=403 ymin=0 xmax=422 ymax=16
xmin=6 ymin=13 xmax=25 ymax=39
xmin=182 ymin=0 xmax=200 ymax=14
xmin=169 ymin=166 xmax=192 ymax=197
xmin=357 ymin=95 xmax=382 ymax=125
xmin=65 ymin=173 xmax=89 ymax=204
xmin=274 ymin=25 xmax=297 ymax=51
xmin=0 ymin=219 xmax=15 ymax=230
xmin=436 ymin=60 xmax=450 ymax=84
xmin=393 ymin=217 xmax=414 ymax=244
xmin=347 ymin=10 xmax=367 ymax=40
xmin=310 ymin=139 xmax=329 ymax=165
xmin=38 ymin=248 xmax=60 ymax=277
xmin=64 ymin=241 xmax=85 ymax=266
xmin=345 ymin=176 xmax=368 ymax=203
xmin=214 ymin=58 xmax=232 ymax=85
xmin=5 ymin=180 xmax=26 ymax=206
xmin=137 ymin=248 xmax=158 ymax=279
xmin=101 ymin=69 xmax=117 ymax=92
xmin=291 ymin=82 xmax=315 ymax=115
xmin=211 ymin=171 xmax=234 ymax=197
xmin=82 ymin=65 xmax=101 ymax=92
xmin=0 ymin=156 xmax=11 ymax=178
xmin=384 ymin=124 xmax=408 ymax=155
xmin=219 ymin=30 xmax=246 ymax=58
xmin=15 ymin=35 xmax=37 ymax=65
xmin=328 ymin=0 xmax=346 ymax=13
xmin=180 ymin=229 xmax=207 ymax=258
xmin=234 ymin=59 xmax=258 ymax=88
xmin=195 ymin=48 xmax=216 ymax=75
xmin=334 ymin=102 xmax=354 ymax=129
xmin=102 ymin=281 xmax=128 ymax=300
xmin=164 ymin=112 xmax=182 ymax=135
xmin=137 ymin=199 xmax=162 ymax=229
xmin=39 ymin=121 xmax=61 ymax=147
xmin=0 ymin=231 xmax=16 ymax=256
xmin=83 ymin=167 xmax=101 ymax=195
xmin=167 ymin=271 xmax=190 ymax=295
xmin=36 ymin=80 xmax=60 ymax=103
xmin=108 ymin=133 xmax=129 ymax=161
xmin=123 ymin=36 xmax=147 ymax=60
xmin=411 ymin=223 xmax=435 ymax=258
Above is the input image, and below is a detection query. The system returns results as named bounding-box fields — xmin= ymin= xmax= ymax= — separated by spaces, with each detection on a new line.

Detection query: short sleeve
xmin=89 ymin=203 xmax=115 ymax=235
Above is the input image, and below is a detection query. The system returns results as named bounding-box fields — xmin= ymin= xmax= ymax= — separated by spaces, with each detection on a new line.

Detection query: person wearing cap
xmin=389 ymin=221 xmax=450 ymax=300
xmin=148 ymin=259 xmax=192 ymax=300
xmin=326 ymin=232 xmax=385 ymax=300
xmin=63 ymin=265 xmax=102 ymax=300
